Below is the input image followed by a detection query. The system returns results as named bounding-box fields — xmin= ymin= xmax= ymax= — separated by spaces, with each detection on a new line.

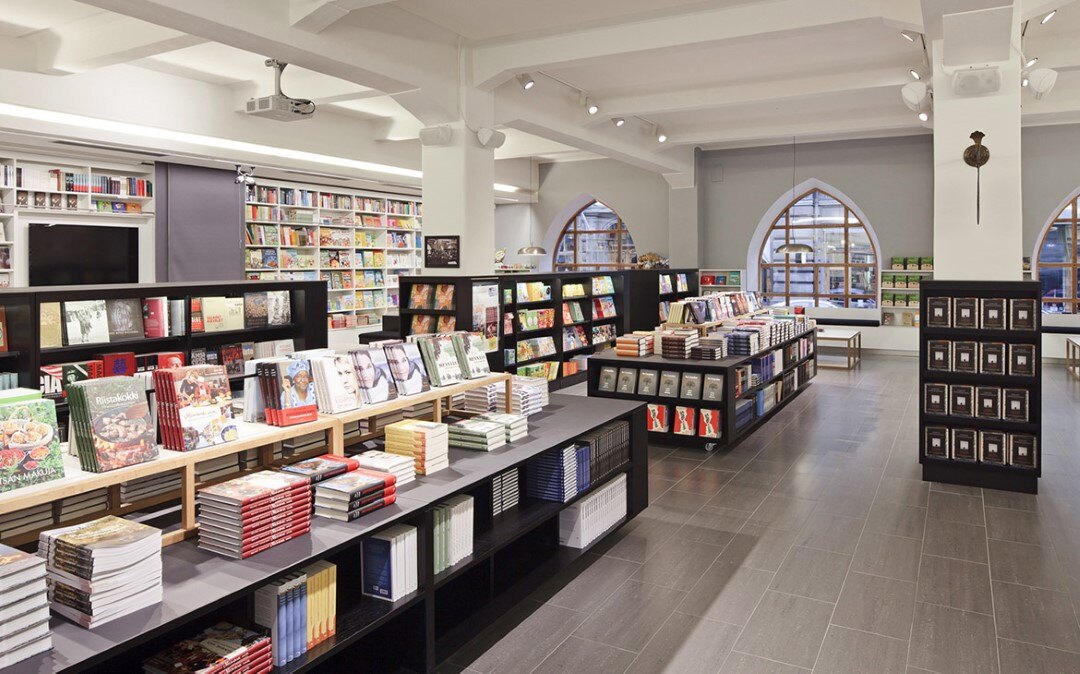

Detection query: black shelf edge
xmin=921 ymin=414 xmax=1037 ymax=432
xmin=189 ymin=325 xmax=297 ymax=340
xmin=923 ymin=371 xmax=1037 ymax=386
xmin=41 ymin=335 xmax=185 ymax=356
xmin=921 ymin=326 xmax=1039 ymax=341
xmin=400 ymin=308 xmax=457 ymax=315
xmin=0 ymin=350 xmax=21 ymax=358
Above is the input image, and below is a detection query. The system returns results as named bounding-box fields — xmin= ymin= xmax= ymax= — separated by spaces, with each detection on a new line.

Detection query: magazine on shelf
xmin=105 ymin=299 xmax=144 ymax=342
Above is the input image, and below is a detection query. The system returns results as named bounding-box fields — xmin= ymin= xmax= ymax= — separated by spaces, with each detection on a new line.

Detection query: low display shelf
xmin=5 ymin=394 xmax=647 ymax=674
xmin=918 ymin=280 xmax=1041 ymax=493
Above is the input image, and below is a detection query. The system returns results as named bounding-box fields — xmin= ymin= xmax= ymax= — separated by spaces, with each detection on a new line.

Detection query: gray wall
xmin=1022 ymin=124 xmax=1080 ymax=259
xmin=493 ymin=203 xmax=536 ymax=267
xmin=700 ymin=135 xmax=936 ymax=273
xmin=156 ymin=163 xmax=244 ymax=281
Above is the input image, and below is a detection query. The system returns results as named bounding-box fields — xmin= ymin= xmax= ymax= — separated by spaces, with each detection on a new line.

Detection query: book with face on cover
xmin=350 ymin=347 xmax=398 ymax=403
xmin=384 ymin=343 xmax=430 ymax=396
xmin=105 ymin=299 xmax=144 ymax=342
xmin=434 ymin=284 xmax=455 ymax=311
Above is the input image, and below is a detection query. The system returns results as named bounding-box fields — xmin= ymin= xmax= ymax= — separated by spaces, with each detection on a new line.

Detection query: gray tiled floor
xmin=448 ymin=355 xmax=1080 ymax=673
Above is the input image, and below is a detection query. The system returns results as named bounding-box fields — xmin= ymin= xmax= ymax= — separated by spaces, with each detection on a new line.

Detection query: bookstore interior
xmin=0 ymin=2 xmax=1079 ymax=673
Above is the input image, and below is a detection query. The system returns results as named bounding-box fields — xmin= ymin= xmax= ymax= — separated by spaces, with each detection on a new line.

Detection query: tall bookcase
xmin=242 ymin=179 xmax=422 ymax=333
xmin=919 ymin=280 xmax=1041 ymax=493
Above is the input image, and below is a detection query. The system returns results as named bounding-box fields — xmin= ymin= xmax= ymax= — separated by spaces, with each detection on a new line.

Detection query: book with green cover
xmin=0 ymin=398 xmax=64 ymax=493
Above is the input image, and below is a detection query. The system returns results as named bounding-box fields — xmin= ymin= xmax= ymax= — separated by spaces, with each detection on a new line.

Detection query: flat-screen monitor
xmin=29 ymin=223 xmax=139 ymax=286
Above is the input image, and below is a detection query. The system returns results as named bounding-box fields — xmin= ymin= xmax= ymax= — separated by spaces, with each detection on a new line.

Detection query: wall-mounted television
xmin=29 ymin=223 xmax=140 ymax=286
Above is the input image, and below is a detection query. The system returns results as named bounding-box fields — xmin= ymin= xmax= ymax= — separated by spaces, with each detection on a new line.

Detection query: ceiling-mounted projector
xmin=245 ymin=59 xmax=315 ymax=122
xmin=952 ymin=66 xmax=1001 ymax=96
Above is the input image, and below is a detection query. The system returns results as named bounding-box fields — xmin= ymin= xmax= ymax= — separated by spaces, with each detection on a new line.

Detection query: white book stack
xmin=474 ymin=412 xmax=528 ymax=443
xmin=514 ymin=376 xmax=550 ymax=407
xmin=0 ymin=544 xmax=51 ymax=669
xmin=463 ymin=383 xmax=499 ymax=413
xmin=433 ymin=495 xmax=474 ymax=574
xmin=361 ymin=524 xmax=418 ymax=602
xmin=558 ymin=473 xmax=627 ymax=549
xmin=448 ymin=419 xmax=506 ymax=451
xmin=384 ymin=421 xmax=449 ymax=476
xmin=355 ymin=450 xmax=416 ymax=487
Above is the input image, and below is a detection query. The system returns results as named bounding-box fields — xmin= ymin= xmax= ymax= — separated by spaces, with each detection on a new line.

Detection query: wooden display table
xmin=816 ymin=327 xmax=862 ymax=369
xmin=1067 ymin=337 xmax=1080 ymax=380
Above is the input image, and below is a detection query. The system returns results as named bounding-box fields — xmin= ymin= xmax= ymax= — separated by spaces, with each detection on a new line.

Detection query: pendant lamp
xmin=517 ymin=245 xmax=547 ymax=256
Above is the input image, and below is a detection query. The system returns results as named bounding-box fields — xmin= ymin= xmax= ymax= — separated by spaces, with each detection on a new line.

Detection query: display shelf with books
xmin=919 ymin=280 xmax=1041 ymax=493
xmin=881 ymin=257 xmax=933 ymax=326
xmin=242 ymin=179 xmax=421 ymax=333
xmin=5 ymin=394 xmax=646 ymax=674
xmin=698 ymin=269 xmax=745 ymax=293
xmin=623 ymin=268 xmax=699 ymax=330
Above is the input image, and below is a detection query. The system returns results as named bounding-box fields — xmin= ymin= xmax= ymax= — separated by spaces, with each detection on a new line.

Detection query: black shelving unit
xmin=623 ymin=268 xmax=699 ymax=331
xmin=588 ymin=328 xmax=816 ymax=449
xmin=7 ymin=394 xmax=647 ymax=674
xmin=918 ymin=280 xmax=1041 ymax=493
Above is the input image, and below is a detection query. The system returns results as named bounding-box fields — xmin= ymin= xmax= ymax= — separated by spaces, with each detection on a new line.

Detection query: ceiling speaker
xmin=419 ymin=125 xmax=453 ymax=146
xmin=477 ymin=127 xmax=506 ymax=149
xmin=952 ymin=67 xmax=1001 ymax=96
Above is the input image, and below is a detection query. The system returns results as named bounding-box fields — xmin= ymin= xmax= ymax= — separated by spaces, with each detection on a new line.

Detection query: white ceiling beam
xmin=290 ymin=0 xmax=398 ymax=33
xmin=473 ymin=0 xmax=922 ymax=89
xmin=669 ymin=113 xmax=922 ymax=148
xmin=78 ymin=0 xmax=460 ymax=124
xmin=1018 ymin=0 xmax=1078 ymax=22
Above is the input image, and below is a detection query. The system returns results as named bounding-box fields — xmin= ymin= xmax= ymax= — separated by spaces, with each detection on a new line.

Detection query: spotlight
xmin=1042 ymin=9 xmax=1057 ymax=24
xmin=900 ymin=31 xmax=917 ymax=42
xmin=1022 ymin=76 xmax=1030 ymax=87
xmin=586 ymin=99 xmax=598 ymax=115
xmin=1026 ymin=57 xmax=1039 ymax=68
xmin=613 ymin=117 xmax=625 ymax=127
xmin=235 ymin=164 xmax=255 ymax=186
xmin=517 ymin=74 xmax=535 ymax=91
xmin=657 ymin=132 xmax=668 ymax=143
xmin=918 ymin=112 xmax=929 ymax=122
xmin=1030 ymin=68 xmax=1059 ymax=100
xmin=909 ymin=69 xmax=921 ymax=80
xmin=901 ymin=81 xmax=930 ymax=111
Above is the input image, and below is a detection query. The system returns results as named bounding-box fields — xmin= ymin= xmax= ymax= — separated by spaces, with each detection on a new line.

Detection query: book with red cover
xmin=197 ymin=471 xmax=310 ymax=507
xmin=698 ymin=409 xmax=721 ymax=439
xmin=280 ymin=454 xmax=360 ymax=484
xmin=673 ymin=406 xmax=696 ymax=435
xmin=646 ymin=404 xmax=669 ymax=432
xmin=142 ymin=297 xmax=168 ymax=338
xmin=96 ymin=351 xmax=136 ymax=377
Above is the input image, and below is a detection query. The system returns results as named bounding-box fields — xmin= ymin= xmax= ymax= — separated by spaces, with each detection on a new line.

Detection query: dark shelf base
xmin=923 ymin=461 xmax=1037 ymax=494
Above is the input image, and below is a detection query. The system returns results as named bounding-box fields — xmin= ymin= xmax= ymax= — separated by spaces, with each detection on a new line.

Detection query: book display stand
xmin=919 ymin=280 xmax=1041 ymax=493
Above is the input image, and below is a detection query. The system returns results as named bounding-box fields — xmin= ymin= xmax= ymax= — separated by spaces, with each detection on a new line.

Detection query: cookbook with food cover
xmin=0 ymin=399 xmax=63 ymax=493
xmin=68 ymin=377 xmax=156 ymax=473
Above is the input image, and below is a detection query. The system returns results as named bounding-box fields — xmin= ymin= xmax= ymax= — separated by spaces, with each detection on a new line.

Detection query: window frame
xmin=552 ymin=200 xmax=637 ymax=271
xmin=1034 ymin=194 xmax=1079 ymax=314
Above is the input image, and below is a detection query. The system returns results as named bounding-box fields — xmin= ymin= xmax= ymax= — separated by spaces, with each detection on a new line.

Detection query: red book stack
xmin=196 ymin=471 xmax=312 ymax=559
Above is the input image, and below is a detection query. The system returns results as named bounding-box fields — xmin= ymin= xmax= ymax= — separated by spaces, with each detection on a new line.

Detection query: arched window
xmin=1035 ymin=192 xmax=1080 ymax=314
xmin=758 ymin=188 xmax=878 ymax=308
xmin=553 ymin=200 xmax=637 ymax=271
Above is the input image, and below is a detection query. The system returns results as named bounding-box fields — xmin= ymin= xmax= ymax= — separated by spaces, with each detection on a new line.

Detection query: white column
xmin=421 ymin=121 xmax=496 ymax=275
xmin=930 ymin=21 xmax=1023 ymax=280
xmin=665 ymin=163 xmax=701 ymax=268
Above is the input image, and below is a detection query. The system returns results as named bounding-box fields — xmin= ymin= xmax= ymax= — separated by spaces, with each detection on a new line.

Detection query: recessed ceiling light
xmin=587 ymin=100 xmax=599 ymax=115
xmin=900 ymin=31 xmax=916 ymax=42
xmin=517 ymin=74 xmax=535 ymax=91
xmin=1042 ymin=9 xmax=1057 ymax=24
xmin=613 ymin=117 xmax=625 ymax=127
xmin=918 ymin=112 xmax=929 ymax=122
xmin=1026 ymin=57 xmax=1039 ymax=68
xmin=1022 ymin=77 xmax=1030 ymax=87
xmin=909 ymin=69 xmax=921 ymax=80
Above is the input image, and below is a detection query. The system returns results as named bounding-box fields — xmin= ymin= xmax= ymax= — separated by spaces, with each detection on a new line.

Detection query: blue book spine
xmin=275 ymin=588 xmax=287 ymax=666
xmin=287 ymin=581 xmax=297 ymax=662
xmin=298 ymin=580 xmax=308 ymax=657
xmin=362 ymin=537 xmax=393 ymax=599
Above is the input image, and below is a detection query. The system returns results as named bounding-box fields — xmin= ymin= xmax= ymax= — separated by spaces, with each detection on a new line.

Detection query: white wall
xmin=494 ymin=203 xmax=536 ymax=267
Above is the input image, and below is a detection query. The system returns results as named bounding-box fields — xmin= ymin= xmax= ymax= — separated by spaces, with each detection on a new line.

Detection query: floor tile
xmin=792 ymin=511 xmax=864 ymax=555
xmin=917 ymin=554 xmax=993 ymax=614
xmin=851 ymin=532 xmax=923 ymax=582
xmin=533 ymin=636 xmax=636 ymax=674
xmin=982 ymin=489 xmax=1037 ymax=512
xmin=708 ymin=483 xmax=773 ymax=512
xmin=997 ymin=638 xmax=1080 ymax=674
xmin=718 ymin=524 xmax=799 ymax=572
xmin=536 ymin=554 xmax=641 ymax=614
xmin=922 ymin=519 xmax=989 ymax=564
xmin=675 ymin=505 xmax=750 ymax=548
xmin=986 ymin=507 xmax=1053 ymax=546
xmin=908 ymin=602 xmax=999 ymax=674
xmin=748 ymin=495 xmax=817 ymax=531
xmin=677 ymin=561 xmax=775 ymax=625
xmin=769 ymin=471 xmax=834 ymax=500
xmin=721 ymin=652 xmax=809 ymax=673
xmin=814 ymin=484 xmax=877 ymax=518
xmin=650 ymin=457 xmax=703 ymax=482
xmin=992 ymin=581 xmax=1080 ymax=652
xmin=631 ymin=538 xmax=724 ymax=592
xmin=648 ymin=476 xmax=677 ymax=503
xmin=769 ymin=545 xmax=851 ymax=603
xmin=930 ymin=482 xmax=983 ymax=497
xmin=450 ymin=601 xmax=587 ymax=673
xmin=673 ymin=467 xmax=737 ymax=496
xmin=831 ymin=571 xmax=916 ymax=640
xmin=574 ymin=580 xmax=686 ymax=652
xmin=866 ymin=501 xmax=927 ymax=540
xmin=594 ymin=516 xmax=678 ymax=564
xmin=927 ymin=490 xmax=985 ymax=527
xmin=704 ymin=448 xmax=758 ymax=472
xmin=626 ymin=612 xmax=741 ymax=674
xmin=814 ymin=626 xmax=907 ymax=674
xmin=877 ymin=476 xmax=930 ymax=507
xmin=733 ymin=591 xmax=834 ymax=669
xmin=988 ymin=539 xmax=1068 ymax=591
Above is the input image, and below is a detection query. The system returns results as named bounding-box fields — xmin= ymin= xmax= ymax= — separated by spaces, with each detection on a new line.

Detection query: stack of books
xmin=120 ymin=473 xmax=181 ymax=502
xmin=496 ymin=376 xmax=547 ymax=416
xmin=574 ymin=443 xmax=591 ymax=493
xmin=474 ymin=412 xmax=528 ymax=442
xmin=355 ymin=450 xmax=415 ymax=487
xmin=144 ymin=623 xmax=270 ymax=674
xmin=67 ymin=377 xmax=157 ymax=473
xmin=361 ymin=524 xmax=418 ymax=602
xmin=384 ymin=420 xmax=449 ymax=475
xmin=0 ymin=505 xmax=52 ymax=542
xmin=153 ymin=364 xmax=238 ymax=451
xmin=416 ymin=334 xmax=464 ymax=387
xmin=492 ymin=468 xmax=519 ymax=516
xmin=196 ymin=471 xmax=311 ymax=559
xmin=256 ymin=359 xmax=320 ymax=427
xmin=433 ymin=495 xmax=474 ymax=575
xmin=280 ymin=454 xmax=359 ymax=485
xmin=253 ymin=562 xmax=337 ymax=667
xmin=313 ymin=469 xmax=397 ymax=521
xmin=0 ymin=544 xmax=50 ymax=669
xmin=448 ymin=419 xmax=506 ymax=451
xmin=526 ymin=445 xmax=578 ymax=503
xmin=660 ymin=330 xmax=700 ymax=359
xmin=735 ymin=398 xmax=755 ymax=430
xmin=39 ymin=516 xmax=162 ymax=628
xmin=724 ymin=329 xmax=761 ymax=356
xmin=576 ymin=421 xmax=631 ymax=482
xmin=691 ymin=333 xmax=728 ymax=360
xmin=463 ymin=382 xmax=499 ymax=413
xmin=615 ymin=334 xmax=654 ymax=357
xmin=559 ymin=473 xmax=627 ymax=548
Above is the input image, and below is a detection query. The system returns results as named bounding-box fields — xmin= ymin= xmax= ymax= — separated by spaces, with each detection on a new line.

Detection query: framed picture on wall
xmin=425 ymin=236 xmax=460 ymax=268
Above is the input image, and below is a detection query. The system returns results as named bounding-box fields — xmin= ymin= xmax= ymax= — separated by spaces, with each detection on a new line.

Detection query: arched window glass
xmin=553 ymin=200 xmax=637 ymax=271
xmin=1035 ymin=195 xmax=1078 ymax=313
xmin=758 ymin=188 xmax=878 ymax=308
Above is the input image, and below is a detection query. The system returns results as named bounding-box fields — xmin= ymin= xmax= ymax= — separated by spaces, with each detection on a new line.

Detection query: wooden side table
xmin=816 ymin=328 xmax=862 ymax=370
xmin=1067 ymin=337 xmax=1080 ymax=380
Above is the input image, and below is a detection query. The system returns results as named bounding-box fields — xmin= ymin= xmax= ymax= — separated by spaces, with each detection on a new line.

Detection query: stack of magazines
xmin=355 ymin=450 xmax=415 ymax=487
xmin=39 ymin=516 xmax=163 ymax=628
xmin=144 ymin=622 xmax=271 ymax=674
xmin=196 ymin=471 xmax=311 ymax=559
xmin=313 ymin=469 xmax=397 ymax=522
xmin=448 ymin=419 xmax=506 ymax=451
xmin=474 ymin=412 xmax=528 ymax=442
xmin=0 ymin=544 xmax=50 ymax=668
xmin=384 ymin=420 xmax=449 ymax=476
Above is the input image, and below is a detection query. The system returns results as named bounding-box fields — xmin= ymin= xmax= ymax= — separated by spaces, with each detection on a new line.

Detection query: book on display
xmin=280 ymin=454 xmax=359 ymax=484
xmin=314 ymin=469 xmax=397 ymax=521
xmin=0 ymin=544 xmax=50 ymax=668
xmin=698 ymin=409 xmax=722 ymax=439
xmin=361 ymin=524 xmax=418 ymax=602
xmin=384 ymin=343 xmax=430 ymax=395
xmin=384 ymin=420 xmax=449 ymax=475
xmin=355 ymin=450 xmax=415 ymax=486
xmin=349 ymin=347 xmax=399 ymax=404
xmin=0 ymin=397 xmax=65 ymax=493
xmin=452 ymin=332 xmax=492 ymax=379
xmin=526 ymin=445 xmax=578 ymax=503
xmin=559 ymin=473 xmax=626 ymax=549
xmin=637 ymin=369 xmax=658 ymax=396
xmin=646 ymin=404 xmax=669 ymax=432
xmin=153 ymin=365 xmax=238 ymax=451
xmin=433 ymin=495 xmax=474 ymax=575
xmin=309 ymin=354 xmax=363 ymax=413
xmin=259 ymin=359 xmax=320 ymax=426
xmin=473 ymin=412 xmax=528 ymax=442
xmin=38 ymin=516 xmax=163 ymax=629
xmin=67 ymin=376 xmax=156 ymax=473
xmin=196 ymin=471 xmax=311 ymax=559
xmin=448 ymin=419 xmax=506 ymax=451
xmin=144 ymin=622 xmax=271 ymax=674
xmin=253 ymin=562 xmax=336 ymax=667
xmin=491 ymin=468 xmax=519 ymax=516
xmin=417 ymin=334 xmax=463 ymax=387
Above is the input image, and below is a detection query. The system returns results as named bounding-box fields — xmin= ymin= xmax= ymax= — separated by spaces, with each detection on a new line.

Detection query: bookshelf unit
xmin=243 ymin=179 xmax=422 ymax=333
xmin=919 ymin=280 xmax=1042 ymax=493
xmin=881 ymin=258 xmax=933 ymax=327
xmin=588 ymin=328 xmax=817 ymax=449
xmin=5 ymin=394 xmax=648 ymax=674
xmin=627 ymin=268 xmax=700 ymax=330
xmin=698 ymin=268 xmax=745 ymax=294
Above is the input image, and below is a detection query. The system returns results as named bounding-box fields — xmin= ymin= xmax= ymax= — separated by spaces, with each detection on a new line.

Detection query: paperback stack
xmin=196 ymin=471 xmax=311 ymax=559
xmin=153 ymin=365 xmax=238 ymax=451
xmin=144 ymin=623 xmax=271 ymax=674
xmin=57 ymin=490 xmax=108 ymax=524
xmin=724 ymin=329 xmax=760 ymax=357
xmin=313 ymin=469 xmax=397 ymax=521
xmin=448 ymin=419 xmax=506 ymax=451
xmin=257 ymin=359 xmax=320 ymax=427
xmin=355 ymin=450 xmax=415 ymax=487
xmin=473 ymin=412 xmax=528 ymax=443
xmin=660 ymin=330 xmax=700 ymax=359
xmin=119 ymin=473 xmax=181 ymax=503
xmin=0 ymin=544 xmax=51 ymax=668
xmin=361 ymin=524 xmax=418 ymax=602
xmin=734 ymin=398 xmax=755 ymax=430
xmin=576 ymin=421 xmax=631 ymax=483
xmin=0 ymin=505 xmax=52 ymax=541
xmin=67 ymin=377 xmax=157 ymax=472
xmin=691 ymin=333 xmax=728 ymax=360
xmin=253 ymin=562 xmax=337 ymax=667
xmin=559 ymin=473 xmax=627 ymax=549
xmin=491 ymin=468 xmax=519 ymax=516
xmin=384 ymin=420 xmax=449 ymax=475
xmin=280 ymin=454 xmax=359 ymax=486
xmin=39 ymin=516 xmax=163 ymax=628
xmin=526 ymin=445 xmax=578 ymax=503
xmin=463 ymin=382 xmax=499 ymax=413
xmin=433 ymin=495 xmax=474 ymax=574
xmin=615 ymin=334 xmax=654 ymax=357
xmin=401 ymin=401 xmax=436 ymax=421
